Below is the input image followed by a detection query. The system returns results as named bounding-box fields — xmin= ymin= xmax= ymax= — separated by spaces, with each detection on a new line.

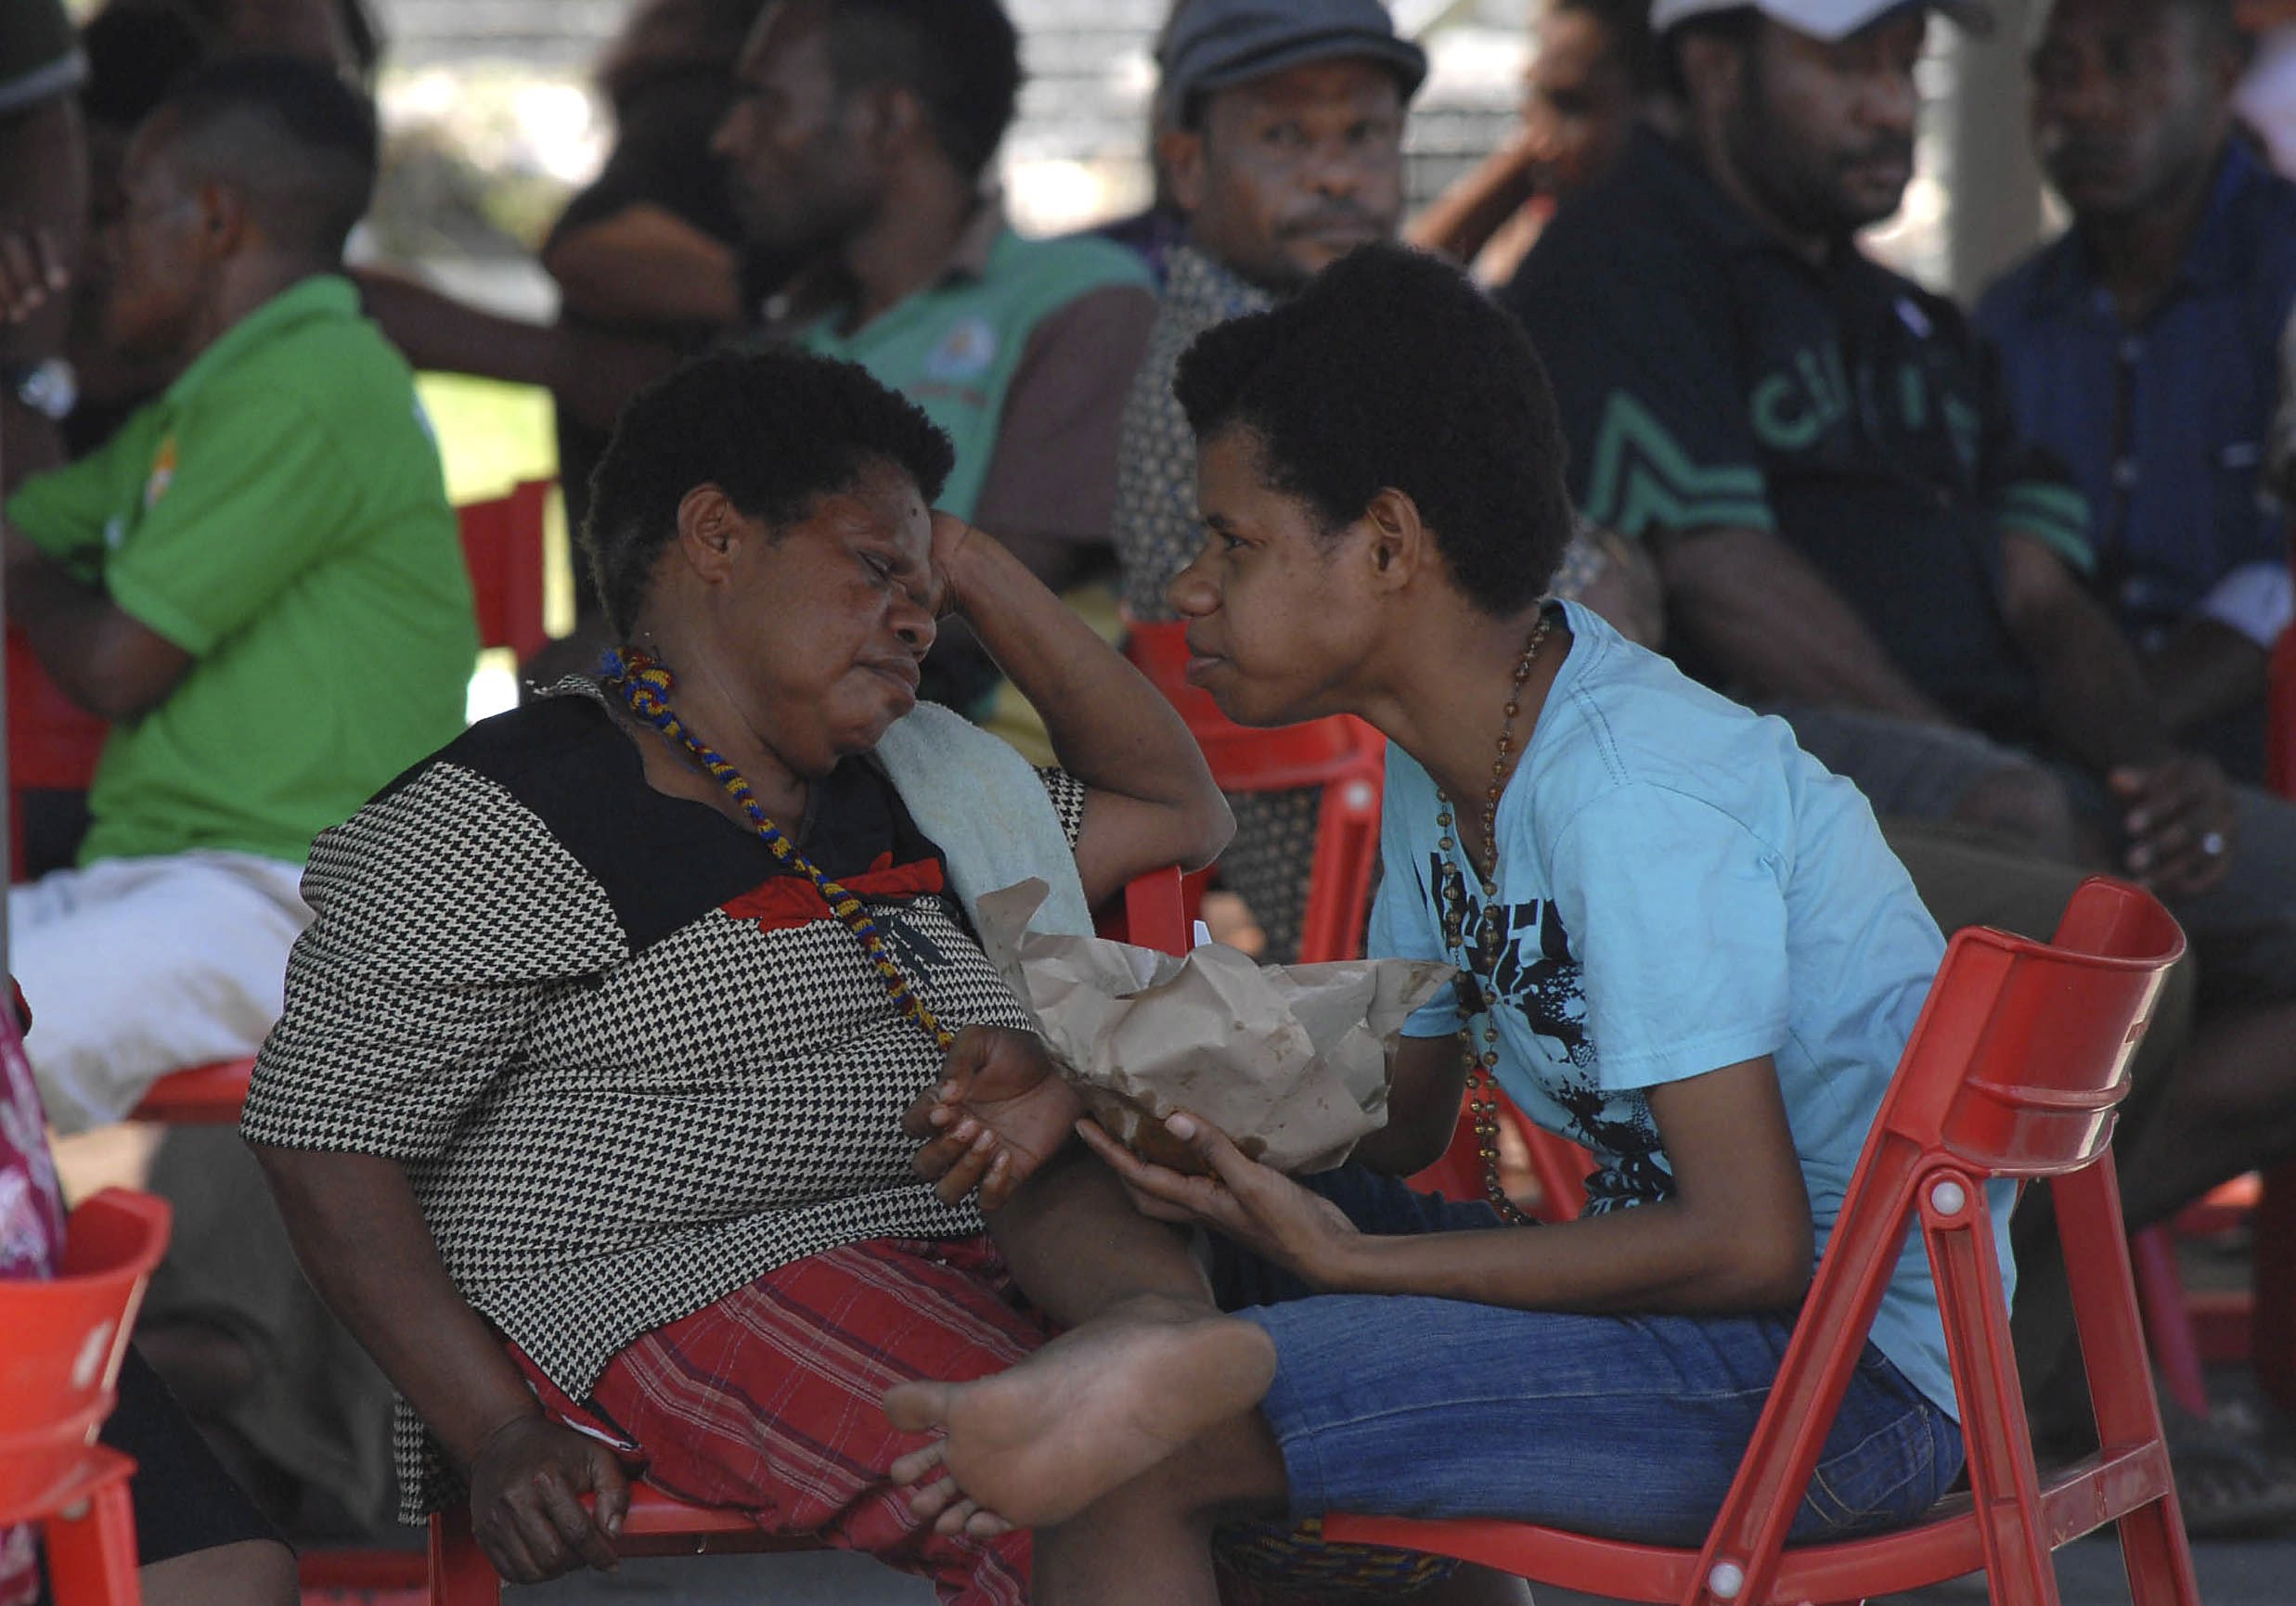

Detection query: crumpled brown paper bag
xmin=973 ymin=879 xmax=1456 ymax=1175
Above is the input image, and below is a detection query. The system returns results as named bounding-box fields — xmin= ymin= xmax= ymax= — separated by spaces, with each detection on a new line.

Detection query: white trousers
xmin=9 ymin=851 xmax=310 ymax=1134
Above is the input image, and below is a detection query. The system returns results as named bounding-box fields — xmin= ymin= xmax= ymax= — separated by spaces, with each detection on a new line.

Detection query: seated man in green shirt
xmin=2 ymin=56 xmax=477 ymax=1135
xmin=714 ymin=0 xmax=1155 ymax=723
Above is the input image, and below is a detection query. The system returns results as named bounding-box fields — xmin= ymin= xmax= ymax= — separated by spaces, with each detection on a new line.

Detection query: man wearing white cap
xmin=1506 ymin=0 xmax=2296 ymax=1307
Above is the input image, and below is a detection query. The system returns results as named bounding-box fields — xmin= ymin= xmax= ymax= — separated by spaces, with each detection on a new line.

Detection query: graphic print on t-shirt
xmin=1428 ymin=850 xmax=1672 ymax=1211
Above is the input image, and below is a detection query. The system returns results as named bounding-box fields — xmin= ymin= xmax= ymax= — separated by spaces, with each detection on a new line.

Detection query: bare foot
xmin=883 ymin=1299 xmax=1275 ymax=1530
xmin=902 ymin=1463 xmax=1009 ymax=1539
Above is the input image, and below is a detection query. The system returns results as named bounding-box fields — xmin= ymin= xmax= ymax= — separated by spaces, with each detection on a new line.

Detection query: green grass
xmin=417 ymin=373 xmax=578 ymax=642
xmin=416 ymin=374 xmax=557 ymax=502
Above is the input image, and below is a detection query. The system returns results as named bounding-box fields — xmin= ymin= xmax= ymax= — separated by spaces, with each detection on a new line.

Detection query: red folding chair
xmin=0 ymin=1189 xmax=173 ymax=1606
xmin=2128 ymin=533 xmax=2296 ymax=1420
xmin=424 ymin=867 xmax=1191 ymax=1604
xmin=1327 ymin=876 xmax=2197 ymax=1606
xmin=457 ymin=478 xmax=552 ymax=662
xmin=1412 ymin=1108 xmax=1592 ymax=1225
xmin=1124 ymin=618 xmax=1383 ymax=964
xmin=5 ymin=627 xmax=109 ymax=882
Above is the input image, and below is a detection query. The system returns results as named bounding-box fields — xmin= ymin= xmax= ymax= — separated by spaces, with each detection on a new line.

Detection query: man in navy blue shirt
xmin=1980 ymin=0 xmax=2296 ymax=783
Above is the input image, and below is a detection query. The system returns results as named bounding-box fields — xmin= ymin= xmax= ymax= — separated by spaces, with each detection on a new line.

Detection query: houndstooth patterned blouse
xmin=240 ymin=679 xmax=1084 ymax=1519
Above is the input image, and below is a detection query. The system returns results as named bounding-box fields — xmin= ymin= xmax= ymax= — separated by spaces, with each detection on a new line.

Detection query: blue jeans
xmin=1214 ymin=1166 xmax=1963 ymax=1546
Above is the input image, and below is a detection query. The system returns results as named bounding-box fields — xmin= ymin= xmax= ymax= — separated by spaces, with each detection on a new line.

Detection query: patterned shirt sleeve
xmin=1111 ymin=310 xmax=1205 ymax=621
xmin=240 ymin=763 xmax=628 ymax=1162
xmin=1037 ymin=765 xmax=1088 ymax=849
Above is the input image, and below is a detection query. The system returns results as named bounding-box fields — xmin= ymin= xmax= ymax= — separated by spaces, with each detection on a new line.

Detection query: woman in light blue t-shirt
xmin=887 ymin=242 xmax=1987 ymax=1593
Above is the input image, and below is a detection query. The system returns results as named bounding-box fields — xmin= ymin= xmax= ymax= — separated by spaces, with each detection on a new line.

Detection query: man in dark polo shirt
xmin=1505 ymin=0 xmax=2296 ymax=1297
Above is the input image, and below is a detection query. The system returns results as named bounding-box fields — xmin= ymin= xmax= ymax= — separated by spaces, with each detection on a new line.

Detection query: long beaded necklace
xmin=600 ymin=647 xmax=955 ymax=1052
xmin=1434 ymin=613 xmax=1552 ymax=1226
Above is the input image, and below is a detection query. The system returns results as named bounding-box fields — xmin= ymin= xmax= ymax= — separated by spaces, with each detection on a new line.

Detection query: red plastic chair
xmin=1412 ymin=1107 xmax=1592 ymax=1225
xmin=5 ymin=627 xmax=110 ymax=881
xmin=0 ymin=1189 xmax=173 ymax=1606
xmin=456 ymin=478 xmax=552 ymax=662
xmin=424 ymin=867 xmax=1192 ymax=1604
xmin=1327 ymin=877 xmax=2197 ymax=1606
xmin=2127 ymin=535 xmax=2296 ymax=1420
xmin=1124 ymin=618 xmax=1383 ymax=965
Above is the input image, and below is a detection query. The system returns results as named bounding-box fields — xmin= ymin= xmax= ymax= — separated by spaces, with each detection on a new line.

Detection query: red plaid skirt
xmin=512 ymin=1235 xmax=1047 ymax=1606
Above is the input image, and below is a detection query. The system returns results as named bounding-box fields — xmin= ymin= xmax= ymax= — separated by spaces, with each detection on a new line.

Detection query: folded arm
xmin=4 ymin=534 xmax=189 ymax=719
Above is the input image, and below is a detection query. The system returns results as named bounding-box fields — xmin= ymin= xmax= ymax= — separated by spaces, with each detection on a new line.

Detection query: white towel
xmin=875 ymin=701 xmax=1095 ymax=940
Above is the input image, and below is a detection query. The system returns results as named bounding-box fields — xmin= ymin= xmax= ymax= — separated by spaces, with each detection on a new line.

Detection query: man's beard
xmin=1727 ymin=88 xmax=1914 ymax=242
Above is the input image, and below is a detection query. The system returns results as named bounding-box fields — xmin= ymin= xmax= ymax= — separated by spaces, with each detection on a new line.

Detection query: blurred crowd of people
xmin=6 ymin=0 xmax=2296 ymax=1595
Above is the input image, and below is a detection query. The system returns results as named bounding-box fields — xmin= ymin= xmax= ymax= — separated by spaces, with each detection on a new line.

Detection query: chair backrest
xmin=5 ymin=628 xmax=107 ymax=792
xmin=0 ymin=1189 xmax=171 ymax=1521
xmin=1680 ymin=877 xmax=2184 ymax=1604
xmin=1123 ymin=616 xmax=1385 ymax=792
xmin=457 ymin=478 xmax=551 ymax=662
xmin=1096 ymin=866 xmax=1191 ymax=956
xmin=1872 ymin=875 xmax=2184 ymax=1182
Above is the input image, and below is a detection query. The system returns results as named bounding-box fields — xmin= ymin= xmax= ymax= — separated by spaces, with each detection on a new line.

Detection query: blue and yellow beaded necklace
xmin=601 ymin=646 xmax=954 ymax=1052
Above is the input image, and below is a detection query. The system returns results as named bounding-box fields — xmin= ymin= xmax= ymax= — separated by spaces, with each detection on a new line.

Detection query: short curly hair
xmin=583 ymin=346 xmax=955 ymax=639
xmin=1172 ymin=242 xmax=1575 ymax=615
xmin=825 ymin=0 xmax=1023 ymax=185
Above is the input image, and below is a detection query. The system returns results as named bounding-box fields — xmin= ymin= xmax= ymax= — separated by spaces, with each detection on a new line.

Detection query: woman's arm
xmin=1081 ymin=1054 xmax=1816 ymax=1317
xmin=933 ymin=514 xmax=1232 ymax=904
xmin=252 ymin=1145 xmax=629 ymax=1583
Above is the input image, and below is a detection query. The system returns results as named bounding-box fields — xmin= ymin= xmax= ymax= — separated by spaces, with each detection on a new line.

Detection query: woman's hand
xmin=925 ymin=510 xmax=985 ymax=621
xmin=904 ymin=1024 xmax=1084 ymax=1210
xmin=464 ymin=1415 xmax=628 ymax=1584
xmin=1076 ymin=1111 xmax=1360 ymax=1285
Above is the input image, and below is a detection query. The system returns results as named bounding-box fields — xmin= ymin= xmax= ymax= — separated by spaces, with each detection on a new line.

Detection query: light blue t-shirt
xmin=1368 ymin=600 xmax=2013 ymax=1420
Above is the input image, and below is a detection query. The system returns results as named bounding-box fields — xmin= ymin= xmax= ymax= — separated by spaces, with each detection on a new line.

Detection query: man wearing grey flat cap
xmin=1111 ymin=0 xmax=1425 ymax=967
xmin=1507 ymin=0 xmax=2296 ymax=1532
xmin=1116 ymin=0 xmax=1653 ymax=965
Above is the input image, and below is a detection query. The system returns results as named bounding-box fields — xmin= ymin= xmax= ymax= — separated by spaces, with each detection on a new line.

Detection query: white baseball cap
xmin=1648 ymin=0 xmax=1993 ymax=41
